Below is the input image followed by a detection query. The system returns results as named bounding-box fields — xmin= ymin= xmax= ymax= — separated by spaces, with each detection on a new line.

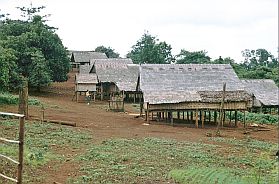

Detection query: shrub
xmin=0 ymin=92 xmax=41 ymax=106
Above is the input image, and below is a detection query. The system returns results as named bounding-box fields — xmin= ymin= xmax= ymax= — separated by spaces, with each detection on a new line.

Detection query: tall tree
xmin=94 ymin=45 xmax=120 ymax=58
xmin=0 ymin=6 xmax=70 ymax=91
xmin=176 ymin=49 xmax=211 ymax=64
xmin=127 ymin=32 xmax=173 ymax=64
xmin=28 ymin=50 xmax=51 ymax=91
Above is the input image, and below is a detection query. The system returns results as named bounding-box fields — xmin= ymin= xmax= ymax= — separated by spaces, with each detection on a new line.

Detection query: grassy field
xmin=1 ymin=119 xmax=278 ymax=184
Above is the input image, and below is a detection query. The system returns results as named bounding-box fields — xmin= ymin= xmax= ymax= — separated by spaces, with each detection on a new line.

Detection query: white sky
xmin=0 ymin=0 xmax=278 ymax=62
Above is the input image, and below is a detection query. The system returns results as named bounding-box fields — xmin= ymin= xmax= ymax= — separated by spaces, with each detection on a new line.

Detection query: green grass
xmin=169 ymin=168 xmax=249 ymax=184
xmin=69 ymin=137 xmax=278 ymax=184
xmin=0 ymin=120 xmax=92 ymax=183
xmin=1 ymin=119 xmax=277 ymax=184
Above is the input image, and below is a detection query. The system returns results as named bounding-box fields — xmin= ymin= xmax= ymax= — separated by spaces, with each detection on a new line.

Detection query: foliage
xmin=176 ymin=49 xmax=211 ymax=64
xmin=0 ymin=6 xmax=70 ymax=91
xmin=127 ymin=32 xmax=173 ymax=64
xmin=0 ymin=92 xmax=41 ymax=105
xmin=94 ymin=45 xmax=120 ymax=58
xmin=28 ymin=50 xmax=52 ymax=91
xmin=225 ymin=111 xmax=278 ymax=125
xmin=237 ymin=49 xmax=278 ymax=86
xmin=0 ymin=46 xmax=18 ymax=91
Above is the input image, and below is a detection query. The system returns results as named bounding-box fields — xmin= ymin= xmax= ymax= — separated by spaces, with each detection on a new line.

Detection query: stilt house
xmin=139 ymin=64 xmax=253 ymax=127
xmin=70 ymin=51 xmax=107 ymax=70
xmin=241 ymin=79 xmax=278 ymax=112
xmin=75 ymin=73 xmax=98 ymax=102
xmin=90 ymin=58 xmax=141 ymax=101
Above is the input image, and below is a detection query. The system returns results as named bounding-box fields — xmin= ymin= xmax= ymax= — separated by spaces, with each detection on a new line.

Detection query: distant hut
xmin=241 ymin=79 xmax=279 ymax=113
xmin=75 ymin=73 xmax=98 ymax=102
xmin=90 ymin=58 xmax=141 ymax=102
xmin=70 ymin=51 xmax=107 ymax=71
xmin=139 ymin=64 xmax=252 ymax=128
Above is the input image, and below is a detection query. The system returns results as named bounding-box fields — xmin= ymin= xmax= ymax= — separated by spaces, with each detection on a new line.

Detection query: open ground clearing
xmin=1 ymin=73 xmax=278 ymax=184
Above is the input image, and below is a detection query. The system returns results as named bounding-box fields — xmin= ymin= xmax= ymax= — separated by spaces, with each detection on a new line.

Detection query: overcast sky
xmin=0 ymin=0 xmax=278 ymax=62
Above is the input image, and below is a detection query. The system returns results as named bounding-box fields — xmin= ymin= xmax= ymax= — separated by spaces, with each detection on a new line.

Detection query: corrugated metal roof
xmin=241 ymin=79 xmax=279 ymax=106
xmin=140 ymin=64 xmax=250 ymax=104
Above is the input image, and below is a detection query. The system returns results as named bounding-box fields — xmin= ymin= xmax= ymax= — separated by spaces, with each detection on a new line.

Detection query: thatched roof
xmin=75 ymin=73 xmax=98 ymax=84
xmin=241 ymin=79 xmax=278 ymax=106
xmin=140 ymin=64 xmax=251 ymax=104
xmin=71 ymin=51 xmax=107 ymax=64
xmin=91 ymin=59 xmax=138 ymax=91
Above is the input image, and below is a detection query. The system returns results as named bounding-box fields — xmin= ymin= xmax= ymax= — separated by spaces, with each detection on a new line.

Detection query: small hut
xmin=90 ymin=58 xmax=141 ymax=102
xmin=241 ymin=79 xmax=279 ymax=113
xmin=75 ymin=74 xmax=98 ymax=102
xmin=139 ymin=64 xmax=253 ymax=128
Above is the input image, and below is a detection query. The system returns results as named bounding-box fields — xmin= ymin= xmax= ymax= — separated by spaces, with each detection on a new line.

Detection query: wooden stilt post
xmin=187 ymin=111 xmax=189 ymax=122
xmin=177 ymin=111 xmax=180 ymax=119
xmin=217 ymin=83 xmax=226 ymax=135
xmin=223 ymin=110 xmax=226 ymax=126
xmin=195 ymin=109 xmax=198 ymax=128
xmin=214 ymin=110 xmax=217 ymax=124
xmin=229 ymin=111 xmax=232 ymax=126
xmin=145 ymin=111 xmax=147 ymax=121
xmin=147 ymin=103 xmax=150 ymax=124
xmin=201 ymin=110 xmax=205 ymax=128
xmin=182 ymin=111 xmax=184 ymax=120
xmin=165 ymin=110 xmax=168 ymax=123
xmin=171 ymin=111 xmax=174 ymax=126
xmin=101 ymin=83 xmax=104 ymax=101
xmin=208 ymin=111 xmax=211 ymax=123
xmin=191 ymin=111 xmax=193 ymax=123
xmin=234 ymin=110 xmax=238 ymax=127
xmin=243 ymin=110 xmax=246 ymax=128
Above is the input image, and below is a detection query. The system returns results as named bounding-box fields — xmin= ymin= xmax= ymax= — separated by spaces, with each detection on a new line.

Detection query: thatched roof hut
xmin=75 ymin=73 xmax=98 ymax=92
xmin=139 ymin=64 xmax=252 ymax=110
xmin=71 ymin=51 xmax=107 ymax=68
xmin=241 ymin=79 xmax=279 ymax=107
xmin=91 ymin=58 xmax=139 ymax=92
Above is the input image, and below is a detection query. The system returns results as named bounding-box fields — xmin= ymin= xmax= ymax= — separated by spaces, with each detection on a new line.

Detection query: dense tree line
xmin=0 ymin=6 xmax=70 ymax=92
xmin=127 ymin=33 xmax=278 ymax=86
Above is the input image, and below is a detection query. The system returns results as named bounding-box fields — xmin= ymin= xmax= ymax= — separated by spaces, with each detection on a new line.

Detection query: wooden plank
xmin=0 ymin=137 xmax=19 ymax=144
xmin=0 ymin=173 xmax=18 ymax=183
xmin=0 ymin=112 xmax=24 ymax=118
xmin=0 ymin=154 xmax=19 ymax=164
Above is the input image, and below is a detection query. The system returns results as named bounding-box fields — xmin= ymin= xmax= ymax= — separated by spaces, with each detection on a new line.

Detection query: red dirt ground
xmin=1 ymin=71 xmax=278 ymax=183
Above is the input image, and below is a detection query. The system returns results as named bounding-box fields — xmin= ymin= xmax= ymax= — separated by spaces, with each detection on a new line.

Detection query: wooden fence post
xmin=18 ymin=78 xmax=28 ymax=118
xmin=17 ymin=116 xmax=25 ymax=184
